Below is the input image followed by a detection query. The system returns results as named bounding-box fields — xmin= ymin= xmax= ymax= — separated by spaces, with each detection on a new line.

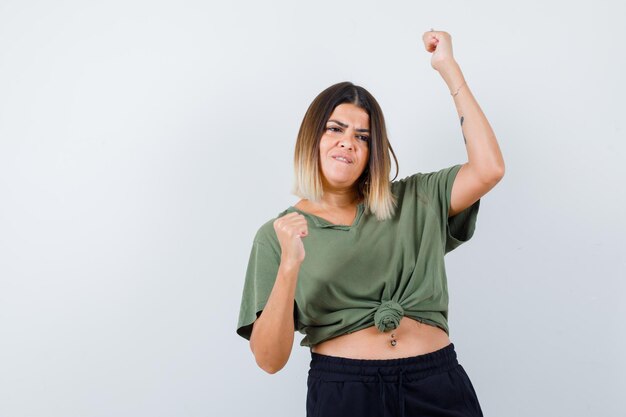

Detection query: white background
xmin=1 ymin=1 xmax=624 ymax=416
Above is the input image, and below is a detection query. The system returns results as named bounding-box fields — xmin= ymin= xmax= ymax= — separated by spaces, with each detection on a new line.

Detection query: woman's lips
xmin=332 ymin=155 xmax=352 ymax=164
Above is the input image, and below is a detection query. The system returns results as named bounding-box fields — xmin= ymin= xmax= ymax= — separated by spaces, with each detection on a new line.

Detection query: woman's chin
xmin=323 ymin=177 xmax=357 ymax=188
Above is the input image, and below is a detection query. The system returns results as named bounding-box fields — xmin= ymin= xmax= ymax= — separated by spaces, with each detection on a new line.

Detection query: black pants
xmin=306 ymin=342 xmax=483 ymax=417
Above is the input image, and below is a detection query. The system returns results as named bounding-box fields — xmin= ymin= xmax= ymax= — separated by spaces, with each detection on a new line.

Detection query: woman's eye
xmin=326 ymin=127 xmax=369 ymax=142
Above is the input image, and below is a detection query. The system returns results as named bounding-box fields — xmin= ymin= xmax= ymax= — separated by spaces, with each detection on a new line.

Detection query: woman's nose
xmin=339 ymin=131 xmax=356 ymax=148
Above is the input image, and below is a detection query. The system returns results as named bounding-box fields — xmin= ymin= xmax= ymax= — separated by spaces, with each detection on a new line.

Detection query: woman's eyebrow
xmin=327 ymin=119 xmax=370 ymax=133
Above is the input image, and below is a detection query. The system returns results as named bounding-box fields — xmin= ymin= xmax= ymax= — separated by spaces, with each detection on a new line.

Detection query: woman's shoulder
xmin=391 ymin=165 xmax=463 ymax=189
xmin=389 ymin=172 xmax=423 ymax=198
xmin=252 ymin=205 xmax=296 ymax=244
xmin=391 ymin=172 xmax=423 ymax=187
xmin=248 ymin=206 xmax=298 ymax=259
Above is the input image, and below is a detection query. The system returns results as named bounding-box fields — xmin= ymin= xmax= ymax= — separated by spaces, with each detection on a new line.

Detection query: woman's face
xmin=318 ymin=103 xmax=370 ymax=191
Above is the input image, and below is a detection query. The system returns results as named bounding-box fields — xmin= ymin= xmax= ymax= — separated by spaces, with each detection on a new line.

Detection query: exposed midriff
xmin=310 ymin=317 xmax=451 ymax=359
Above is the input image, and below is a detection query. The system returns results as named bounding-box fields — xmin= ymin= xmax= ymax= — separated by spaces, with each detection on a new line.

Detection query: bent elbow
xmin=255 ymin=355 xmax=286 ymax=374
xmin=483 ymin=164 xmax=505 ymax=184
xmin=495 ymin=163 xmax=505 ymax=180
xmin=251 ymin=341 xmax=288 ymax=374
xmin=260 ymin=362 xmax=283 ymax=375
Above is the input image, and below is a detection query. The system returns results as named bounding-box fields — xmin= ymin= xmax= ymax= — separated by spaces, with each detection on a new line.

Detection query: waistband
xmin=308 ymin=343 xmax=459 ymax=417
xmin=308 ymin=342 xmax=458 ymax=382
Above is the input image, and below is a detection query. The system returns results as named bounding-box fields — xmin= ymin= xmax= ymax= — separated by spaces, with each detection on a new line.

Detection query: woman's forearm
xmin=249 ymin=261 xmax=300 ymax=374
xmin=438 ymin=61 xmax=505 ymax=181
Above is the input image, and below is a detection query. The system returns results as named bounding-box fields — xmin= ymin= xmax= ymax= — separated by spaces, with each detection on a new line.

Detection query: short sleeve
xmin=419 ymin=164 xmax=481 ymax=254
xmin=235 ymin=239 xmax=297 ymax=341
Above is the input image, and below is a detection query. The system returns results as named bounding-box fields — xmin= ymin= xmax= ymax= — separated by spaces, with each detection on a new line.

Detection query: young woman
xmin=236 ymin=30 xmax=504 ymax=417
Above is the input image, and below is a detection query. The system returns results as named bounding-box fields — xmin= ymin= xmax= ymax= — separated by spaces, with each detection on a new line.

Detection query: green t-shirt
xmin=236 ymin=163 xmax=480 ymax=348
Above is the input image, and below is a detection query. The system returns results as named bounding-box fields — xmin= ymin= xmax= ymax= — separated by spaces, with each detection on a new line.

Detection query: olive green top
xmin=236 ymin=164 xmax=480 ymax=349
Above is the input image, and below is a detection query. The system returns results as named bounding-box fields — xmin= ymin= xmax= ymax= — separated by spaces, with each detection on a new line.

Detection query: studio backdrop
xmin=0 ymin=1 xmax=624 ymax=416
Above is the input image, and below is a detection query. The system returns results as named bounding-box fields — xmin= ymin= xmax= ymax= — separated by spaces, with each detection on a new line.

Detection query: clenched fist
xmin=273 ymin=212 xmax=308 ymax=267
xmin=422 ymin=30 xmax=457 ymax=72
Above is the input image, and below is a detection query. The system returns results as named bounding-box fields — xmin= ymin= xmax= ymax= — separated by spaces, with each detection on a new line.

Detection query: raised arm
xmin=423 ymin=30 xmax=505 ymax=216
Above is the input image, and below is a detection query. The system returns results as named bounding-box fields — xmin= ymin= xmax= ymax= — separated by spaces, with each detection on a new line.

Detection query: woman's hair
xmin=291 ymin=81 xmax=399 ymax=221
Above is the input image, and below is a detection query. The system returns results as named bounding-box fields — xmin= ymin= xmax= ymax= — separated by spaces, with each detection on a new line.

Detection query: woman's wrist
xmin=437 ymin=60 xmax=466 ymax=95
xmin=280 ymin=258 xmax=302 ymax=273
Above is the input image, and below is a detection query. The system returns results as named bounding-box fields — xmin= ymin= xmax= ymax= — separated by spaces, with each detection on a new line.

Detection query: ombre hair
xmin=291 ymin=81 xmax=400 ymax=221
